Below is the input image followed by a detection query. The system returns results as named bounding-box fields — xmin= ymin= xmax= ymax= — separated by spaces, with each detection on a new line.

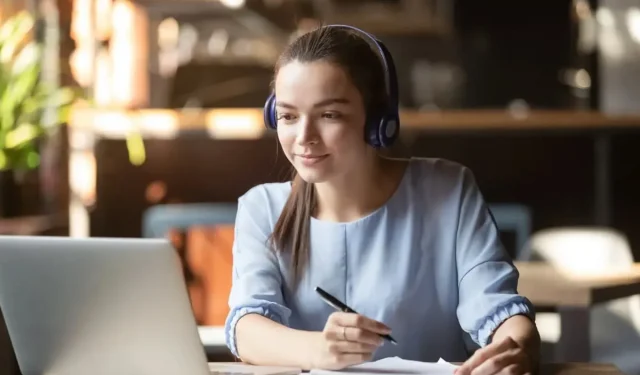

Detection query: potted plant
xmin=0 ymin=10 xmax=78 ymax=218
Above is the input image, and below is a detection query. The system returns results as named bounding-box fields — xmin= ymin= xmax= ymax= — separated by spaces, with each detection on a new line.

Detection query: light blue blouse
xmin=225 ymin=157 xmax=534 ymax=362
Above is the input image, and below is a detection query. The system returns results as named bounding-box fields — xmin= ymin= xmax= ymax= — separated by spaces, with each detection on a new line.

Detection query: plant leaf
xmin=0 ymin=149 xmax=6 ymax=170
xmin=0 ymin=11 xmax=80 ymax=171
xmin=4 ymin=122 xmax=41 ymax=149
xmin=0 ymin=11 xmax=34 ymax=64
xmin=1 ymin=60 xmax=40 ymax=131
xmin=11 ymin=42 xmax=39 ymax=75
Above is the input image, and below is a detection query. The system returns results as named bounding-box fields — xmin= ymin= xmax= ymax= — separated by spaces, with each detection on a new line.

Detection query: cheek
xmin=322 ymin=123 xmax=362 ymax=149
xmin=277 ymin=127 xmax=295 ymax=152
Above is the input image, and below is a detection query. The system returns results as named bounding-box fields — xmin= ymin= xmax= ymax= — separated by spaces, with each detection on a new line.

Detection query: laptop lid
xmin=0 ymin=236 xmax=210 ymax=375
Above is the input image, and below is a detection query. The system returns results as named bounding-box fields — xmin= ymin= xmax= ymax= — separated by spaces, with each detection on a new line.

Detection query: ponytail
xmin=268 ymin=172 xmax=316 ymax=286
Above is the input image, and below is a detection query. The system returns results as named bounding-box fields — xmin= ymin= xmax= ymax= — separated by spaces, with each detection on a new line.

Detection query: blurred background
xmin=2 ymin=0 xmax=640 ymax=373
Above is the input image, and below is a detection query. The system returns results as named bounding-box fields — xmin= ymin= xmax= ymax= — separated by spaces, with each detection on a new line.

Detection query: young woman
xmin=224 ymin=25 xmax=540 ymax=375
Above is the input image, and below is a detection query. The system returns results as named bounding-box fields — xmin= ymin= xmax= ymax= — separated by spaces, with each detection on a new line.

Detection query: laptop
xmin=0 ymin=236 xmax=300 ymax=375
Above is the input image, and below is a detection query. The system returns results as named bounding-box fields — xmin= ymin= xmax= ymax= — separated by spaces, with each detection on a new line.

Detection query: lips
xmin=297 ymin=154 xmax=326 ymax=159
xmin=296 ymin=154 xmax=329 ymax=166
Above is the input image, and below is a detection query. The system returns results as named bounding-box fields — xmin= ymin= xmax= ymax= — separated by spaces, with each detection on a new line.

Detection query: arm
xmin=453 ymin=167 xmax=539 ymax=369
xmin=235 ymin=314 xmax=320 ymax=369
xmin=492 ymin=315 xmax=540 ymax=368
xmin=455 ymin=316 xmax=541 ymax=375
xmin=225 ymin=188 xmax=321 ymax=369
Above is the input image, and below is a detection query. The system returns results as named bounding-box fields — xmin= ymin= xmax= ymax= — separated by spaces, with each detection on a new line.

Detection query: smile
xmin=296 ymin=154 xmax=329 ymax=166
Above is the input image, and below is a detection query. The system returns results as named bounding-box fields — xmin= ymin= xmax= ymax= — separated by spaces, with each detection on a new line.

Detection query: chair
xmin=142 ymin=203 xmax=238 ymax=361
xmin=522 ymin=227 xmax=640 ymax=374
xmin=488 ymin=203 xmax=532 ymax=260
xmin=142 ymin=203 xmax=238 ymax=239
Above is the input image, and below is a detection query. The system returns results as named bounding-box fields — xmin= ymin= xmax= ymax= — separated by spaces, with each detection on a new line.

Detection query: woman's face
xmin=274 ymin=60 xmax=370 ymax=184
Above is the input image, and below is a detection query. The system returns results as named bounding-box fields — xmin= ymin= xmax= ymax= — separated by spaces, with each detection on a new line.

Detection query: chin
xmin=295 ymin=167 xmax=331 ymax=184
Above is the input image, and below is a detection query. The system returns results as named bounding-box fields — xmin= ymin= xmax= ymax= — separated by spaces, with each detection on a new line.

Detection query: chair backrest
xmin=488 ymin=203 xmax=532 ymax=260
xmin=142 ymin=203 xmax=238 ymax=238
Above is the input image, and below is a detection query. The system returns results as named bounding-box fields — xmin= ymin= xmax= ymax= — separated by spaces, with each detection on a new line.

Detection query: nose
xmin=295 ymin=117 xmax=319 ymax=145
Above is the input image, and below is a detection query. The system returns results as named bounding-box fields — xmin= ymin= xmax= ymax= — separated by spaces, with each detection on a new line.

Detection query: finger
xmin=468 ymin=350 xmax=525 ymax=375
xmin=324 ymin=324 xmax=383 ymax=346
xmin=456 ymin=338 xmax=519 ymax=375
xmin=331 ymin=312 xmax=391 ymax=334
xmin=344 ymin=327 xmax=385 ymax=346
xmin=497 ymin=364 xmax=524 ymax=375
xmin=328 ymin=340 xmax=379 ymax=355
xmin=333 ymin=353 xmax=373 ymax=369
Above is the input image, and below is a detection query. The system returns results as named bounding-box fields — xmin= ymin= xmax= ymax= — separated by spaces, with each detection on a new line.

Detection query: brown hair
xmin=268 ymin=26 xmax=389 ymax=285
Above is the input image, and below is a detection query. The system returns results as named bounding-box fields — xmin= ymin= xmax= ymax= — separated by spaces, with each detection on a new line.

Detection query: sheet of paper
xmin=436 ymin=358 xmax=459 ymax=370
xmin=310 ymin=356 xmax=459 ymax=375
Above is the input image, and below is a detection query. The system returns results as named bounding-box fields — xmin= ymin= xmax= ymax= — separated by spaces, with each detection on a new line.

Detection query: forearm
xmin=235 ymin=314 xmax=320 ymax=369
xmin=492 ymin=315 xmax=541 ymax=368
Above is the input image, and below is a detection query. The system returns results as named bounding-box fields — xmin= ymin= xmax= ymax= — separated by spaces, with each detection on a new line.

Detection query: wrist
xmin=512 ymin=334 xmax=540 ymax=373
xmin=301 ymin=331 xmax=323 ymax=370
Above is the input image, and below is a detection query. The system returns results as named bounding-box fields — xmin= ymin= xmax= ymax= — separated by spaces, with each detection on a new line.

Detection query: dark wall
xmin=454 ymin=0 xmax=577 ymax=109
xmin=92 ymin=130 xmax=640 ymax=259
xmin=92 ymin=136 xmax=290 ymax=237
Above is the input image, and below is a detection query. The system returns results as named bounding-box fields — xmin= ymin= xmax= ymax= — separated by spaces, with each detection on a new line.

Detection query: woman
xmin=224 ymin=25 xmax=540 ymax=375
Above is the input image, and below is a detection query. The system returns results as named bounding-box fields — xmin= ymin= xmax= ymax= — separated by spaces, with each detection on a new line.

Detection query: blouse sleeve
xmin=224 ymin=187 xmax=291 ymax=357
xmin=454 ymin=167 xmax=535 ymax=347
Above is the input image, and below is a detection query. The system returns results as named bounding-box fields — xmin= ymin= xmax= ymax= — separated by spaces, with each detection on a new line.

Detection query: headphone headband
xmin=324 ymin=24 xmax=399 ymax=110
xmin=263 ymin=24 xmax=400 ymax=148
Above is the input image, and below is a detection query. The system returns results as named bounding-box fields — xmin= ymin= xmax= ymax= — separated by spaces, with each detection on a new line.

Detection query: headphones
xmin=263 ymin=24 xmax=400 ymax=149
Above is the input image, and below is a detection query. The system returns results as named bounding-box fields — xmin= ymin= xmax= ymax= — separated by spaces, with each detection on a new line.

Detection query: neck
xmin=313 ymin=156 xmax=405 ymax=223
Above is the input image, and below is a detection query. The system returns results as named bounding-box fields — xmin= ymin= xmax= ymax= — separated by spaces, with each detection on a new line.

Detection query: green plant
xmin=0 ymin=10 xmax=78 ymax=171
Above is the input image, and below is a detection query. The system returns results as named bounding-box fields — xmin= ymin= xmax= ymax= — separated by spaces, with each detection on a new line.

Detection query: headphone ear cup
xmin=377 ymin=115 xmax=399 ymax=148
xmin=263 ymin=94 xmax=277 ymax=129
xmin=364 ymin=114 xmax=382 ymax=148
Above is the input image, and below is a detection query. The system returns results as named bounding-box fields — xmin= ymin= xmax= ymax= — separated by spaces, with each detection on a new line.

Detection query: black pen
xmin=315 ymin=286 xmax=398 ymax=345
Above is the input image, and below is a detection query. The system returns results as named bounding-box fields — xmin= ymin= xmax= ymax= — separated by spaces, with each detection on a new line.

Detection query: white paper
xmin=310 ymin=356 xmax=459 ymax=375
xmin=436 ymin=358 xmax=459 ymax=370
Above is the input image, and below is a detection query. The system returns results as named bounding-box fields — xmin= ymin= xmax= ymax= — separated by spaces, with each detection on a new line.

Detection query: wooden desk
xmin=539 ymin=363 xmax=624 ymax=375
xmin=213 ymin=362 xmax=624 ymax=375
xmin=0 ymin=214 xmax=63 ymax=235
xmin=453 ymin=363 xmax=623 ymax=375
xmin=515 ymin=262 xmax=640 ymax=363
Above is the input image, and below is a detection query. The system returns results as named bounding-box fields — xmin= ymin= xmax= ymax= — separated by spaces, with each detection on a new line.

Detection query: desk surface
xmin=211 ymin=362 xmax=623 ymax=375
xmin=515 ymin=261 xmax=640 ymax=307
xmin=448 ymin=363 xmax=622 ymax=375
xmin=532 ymin=363 xmax=622 ymax=375
xmin=0 ymin=214 xmax=62 ymax=235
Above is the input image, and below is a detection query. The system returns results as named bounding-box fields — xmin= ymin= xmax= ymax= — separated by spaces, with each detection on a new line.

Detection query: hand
xmin=455 ymin=337 xmax=532 ymax=375
xmin=312 ymin=312 xmax=391 ymax=370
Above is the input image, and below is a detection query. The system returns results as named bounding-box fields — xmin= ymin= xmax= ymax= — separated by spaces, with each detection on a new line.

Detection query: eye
xmin=322 ymin=112 xmax=342 ymax=120
xmin=276 ymin=113 xmax=297 ymax=124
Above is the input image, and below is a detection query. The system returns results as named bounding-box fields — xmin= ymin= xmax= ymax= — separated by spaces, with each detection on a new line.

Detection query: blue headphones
xmin=263 ymin=24 xmax=400 ymax=149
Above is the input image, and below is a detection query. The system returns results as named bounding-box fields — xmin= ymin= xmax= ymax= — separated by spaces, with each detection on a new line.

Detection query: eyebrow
xmin=276 ymin=98 xmax=350 ymax=109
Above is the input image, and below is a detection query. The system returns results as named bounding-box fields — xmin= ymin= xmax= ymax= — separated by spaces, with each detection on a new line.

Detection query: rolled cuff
xmin=473 ymin=297 xmax=535 ymax=347
xmin=225 ymin=302 xmax=290 ymax=357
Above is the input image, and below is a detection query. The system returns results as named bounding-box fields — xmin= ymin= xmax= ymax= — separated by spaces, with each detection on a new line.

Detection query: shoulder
xmin=408 ymin=157 xmax=477 ymax=193
xmin=239 ymin=181 xmax=291 ymax=207
xmin=400 ymin=157 xmax=483 ymax=221
xmin=237 ymin=182 xmax=291 ymax=229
